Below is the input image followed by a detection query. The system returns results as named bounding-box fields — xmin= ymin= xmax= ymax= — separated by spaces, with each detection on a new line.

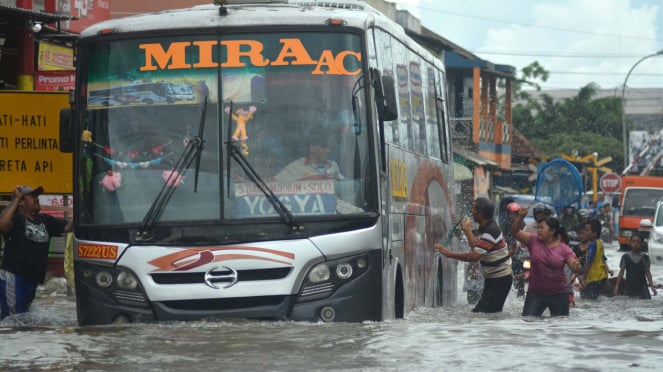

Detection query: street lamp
xmin=621 ymin=50 xmax=663 ymax=170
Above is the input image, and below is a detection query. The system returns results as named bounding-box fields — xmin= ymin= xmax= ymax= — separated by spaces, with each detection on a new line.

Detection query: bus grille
xmin=150 ymin=267 xmax=292 ymax=285
xmin=160 ymin=295 xmax=286 ymax=311
xmin=113 ymin=290 xmax=149 ymax=307
xmin=300 ymin=282 xmax=335 ymax=298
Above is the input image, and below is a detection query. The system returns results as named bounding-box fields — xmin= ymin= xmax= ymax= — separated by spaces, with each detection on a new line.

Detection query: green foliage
xmin=513 ymin=62 xmax=625 ymax=172
xmin=530 ymin=131 xmax=624 ymax=169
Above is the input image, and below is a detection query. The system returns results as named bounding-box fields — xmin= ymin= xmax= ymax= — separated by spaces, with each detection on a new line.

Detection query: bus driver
xmin=273 ymin=132 xmax=344 ymax=182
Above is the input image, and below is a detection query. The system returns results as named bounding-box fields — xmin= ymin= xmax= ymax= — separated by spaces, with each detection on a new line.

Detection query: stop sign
xmin=600 ymin=172 xmax=621 ymax=193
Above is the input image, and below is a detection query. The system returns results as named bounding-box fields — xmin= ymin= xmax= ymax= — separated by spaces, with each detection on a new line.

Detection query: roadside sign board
xmin=599 ymin=172 xmax=621 ymax=193
xmin=0 ymin=91 xmax=72 ymax=194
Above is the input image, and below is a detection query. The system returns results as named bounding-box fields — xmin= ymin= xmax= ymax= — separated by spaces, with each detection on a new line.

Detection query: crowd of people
xmin=435 ymin=196 xmax=659 ymax=317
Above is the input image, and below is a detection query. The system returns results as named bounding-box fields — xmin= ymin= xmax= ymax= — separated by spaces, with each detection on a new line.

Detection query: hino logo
xmin=204 ymin=266 xmax=238 ymax=289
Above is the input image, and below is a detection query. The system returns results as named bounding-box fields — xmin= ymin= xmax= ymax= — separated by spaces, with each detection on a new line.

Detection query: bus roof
xmin=80 ymin=1 xmax=445 ymax=71
xmin=83 ymin=1 xmax=389 ymax=38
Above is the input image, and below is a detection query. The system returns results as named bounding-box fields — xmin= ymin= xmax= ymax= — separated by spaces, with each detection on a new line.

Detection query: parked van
xmin=643 ymin=198 xmax=663 ymax=264
xmin=618 ymin=175 xmax=663 ymax=251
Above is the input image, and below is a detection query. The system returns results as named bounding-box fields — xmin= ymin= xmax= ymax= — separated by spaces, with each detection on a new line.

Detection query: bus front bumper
xmin=74 ymin=250 xmax=382 ymax=325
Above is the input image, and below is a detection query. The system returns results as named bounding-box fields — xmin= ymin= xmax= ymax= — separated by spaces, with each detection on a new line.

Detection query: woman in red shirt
xmin=510 ymin=206 xmax=582 ymax=317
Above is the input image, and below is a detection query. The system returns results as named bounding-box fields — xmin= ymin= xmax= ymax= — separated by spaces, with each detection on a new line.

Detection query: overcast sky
xmin=392 ymin=0 xmax=663 ymax=91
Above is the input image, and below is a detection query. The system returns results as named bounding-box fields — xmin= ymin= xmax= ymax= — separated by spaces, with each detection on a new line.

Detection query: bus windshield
xmin=78 ymin=31 xmax=371 ymax=225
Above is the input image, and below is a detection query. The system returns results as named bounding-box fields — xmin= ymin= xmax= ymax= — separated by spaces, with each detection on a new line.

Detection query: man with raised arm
xmin=435 ymin=197 xmax=513 ymax=313
xmin=0 ymin=185 xmax=73 ymax=320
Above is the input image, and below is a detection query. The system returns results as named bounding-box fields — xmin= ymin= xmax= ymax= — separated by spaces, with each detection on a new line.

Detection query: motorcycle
xmin=512 ymin=244 xmax=530 ymax=296
xmin=600 ymin=226 xmax=612 ymax=243
xmin=598 ymin=213 xmax=614 ymax=243
xmin=568 ymin=230 xmax=581 ymax=251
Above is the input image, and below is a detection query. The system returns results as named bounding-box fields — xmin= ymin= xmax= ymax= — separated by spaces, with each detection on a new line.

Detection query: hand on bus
xmin=459 ymin=216 xmax=472 ymax=232
xmin=434 ymin=242 xmax=450 ymax=257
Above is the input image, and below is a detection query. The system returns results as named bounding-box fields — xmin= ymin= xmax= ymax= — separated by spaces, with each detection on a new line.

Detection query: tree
xmin=512 ymin=63 xmax=625 ymax=172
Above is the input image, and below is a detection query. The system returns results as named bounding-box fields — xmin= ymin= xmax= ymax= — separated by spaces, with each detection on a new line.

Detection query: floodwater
xmin=2 ymin=242 xmax=663 ymax=372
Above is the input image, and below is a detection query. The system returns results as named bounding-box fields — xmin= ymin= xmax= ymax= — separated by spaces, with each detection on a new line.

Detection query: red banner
xmin=58 ymin=0 xmax=111 ymax=34
xmin=34 ymin=70 xmax=75 ymax=91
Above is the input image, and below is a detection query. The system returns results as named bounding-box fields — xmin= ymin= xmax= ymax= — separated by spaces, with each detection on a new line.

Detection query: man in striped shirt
xmin=435 ymin=197 xmax=513 ymax=313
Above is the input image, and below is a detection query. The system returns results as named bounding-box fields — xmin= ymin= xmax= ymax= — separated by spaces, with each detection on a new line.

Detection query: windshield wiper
xmin=224 ymin=101 xmax=302 ymax=233
xmin=135 ymin=97 xmax=208 ymax=242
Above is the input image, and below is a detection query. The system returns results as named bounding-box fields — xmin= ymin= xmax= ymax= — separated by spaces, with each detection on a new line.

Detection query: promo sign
xmin=35 ymin=71 xmax=76 ymax=91
xmin=38 ymin=42 xmax=74 ymax=71
xmin=0 ymin=92 xmax=72 ymax=194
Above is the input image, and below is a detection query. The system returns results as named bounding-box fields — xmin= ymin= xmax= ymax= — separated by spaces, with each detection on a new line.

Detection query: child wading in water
xmin=614 ymin=234 xmax=657 ymax=299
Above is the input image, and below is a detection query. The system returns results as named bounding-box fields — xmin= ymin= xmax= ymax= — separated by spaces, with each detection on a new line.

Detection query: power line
xmin=390 ymin=3 xmax=663 ymax=89
xmin=473 ymin=51 xmax=661 ymax=58
xmin=547 ymin=71 xmax=663 ymax=76
xmin=394 ymin=3 xmax=662 ymax=42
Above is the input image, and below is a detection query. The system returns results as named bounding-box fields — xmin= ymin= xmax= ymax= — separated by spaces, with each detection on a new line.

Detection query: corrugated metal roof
xmin=0 ymin=4 xmax=72 ymax=23
xmin=454 ymin=148 xmax=499 ymax=167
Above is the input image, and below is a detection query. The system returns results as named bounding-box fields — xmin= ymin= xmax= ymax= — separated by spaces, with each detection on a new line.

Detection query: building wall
xmin=111 ymin=0 xmax=210 ymax=18
xmin=525 ymin=88 xmax=663 ymax=116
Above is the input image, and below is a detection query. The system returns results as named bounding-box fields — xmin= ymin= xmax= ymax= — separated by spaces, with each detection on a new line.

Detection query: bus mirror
xmin=377 ymin=75 xmax=398 ymax=122
xmin=59 ymin=108 xmax=73 ymax=153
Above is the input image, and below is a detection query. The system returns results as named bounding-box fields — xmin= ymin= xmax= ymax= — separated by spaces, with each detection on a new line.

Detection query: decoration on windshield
xmin=100 ymin=170 xmax=122 ymax=191
xmin=84 ymin=132 xmax=175 ymax=169
xmin=92 ymin=140 xmax=172 ymax=158
xmin=94 ymin=152 xmax=173 ymax=169
xmin=225 ymin=105 xmax=256 ymax=156
xmin=162 ymin=169 xmax=184 ymax=187
xmin=81 ymin=128 xmax=187 ymax=192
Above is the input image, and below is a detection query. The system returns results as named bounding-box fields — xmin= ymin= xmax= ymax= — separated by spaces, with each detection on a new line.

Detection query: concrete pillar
xmin=17 ymin=0 xmax=35 ymax=91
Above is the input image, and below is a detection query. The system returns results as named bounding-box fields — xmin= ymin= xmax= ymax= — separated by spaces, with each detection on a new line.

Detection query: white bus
xmin=60 ymin=0 xmax=458 ymax=325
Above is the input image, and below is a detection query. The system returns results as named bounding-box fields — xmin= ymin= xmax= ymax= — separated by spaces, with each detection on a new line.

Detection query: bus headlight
xmin=76 ymin=262 xmax=149 ymax=308
xmin=298 ymin=253 xmax=371 ymax=303
xmin=117 ymin=271 xmax=138 ymax=289
xmin=623 ymin=230 xmax=633 ymax=237
xmin=308 ymin=264 xmax=331 ymax=283
xmin=95 ymin=271 xmax=113 ymax=288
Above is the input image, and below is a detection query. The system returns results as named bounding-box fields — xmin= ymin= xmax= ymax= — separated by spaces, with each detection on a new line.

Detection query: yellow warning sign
xmin=0 ymin=91 xmax=72 ymax=194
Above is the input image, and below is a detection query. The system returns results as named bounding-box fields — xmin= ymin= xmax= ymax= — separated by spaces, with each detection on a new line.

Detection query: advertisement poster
xmin=57 ymin=0 xmax=111 ymax=34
